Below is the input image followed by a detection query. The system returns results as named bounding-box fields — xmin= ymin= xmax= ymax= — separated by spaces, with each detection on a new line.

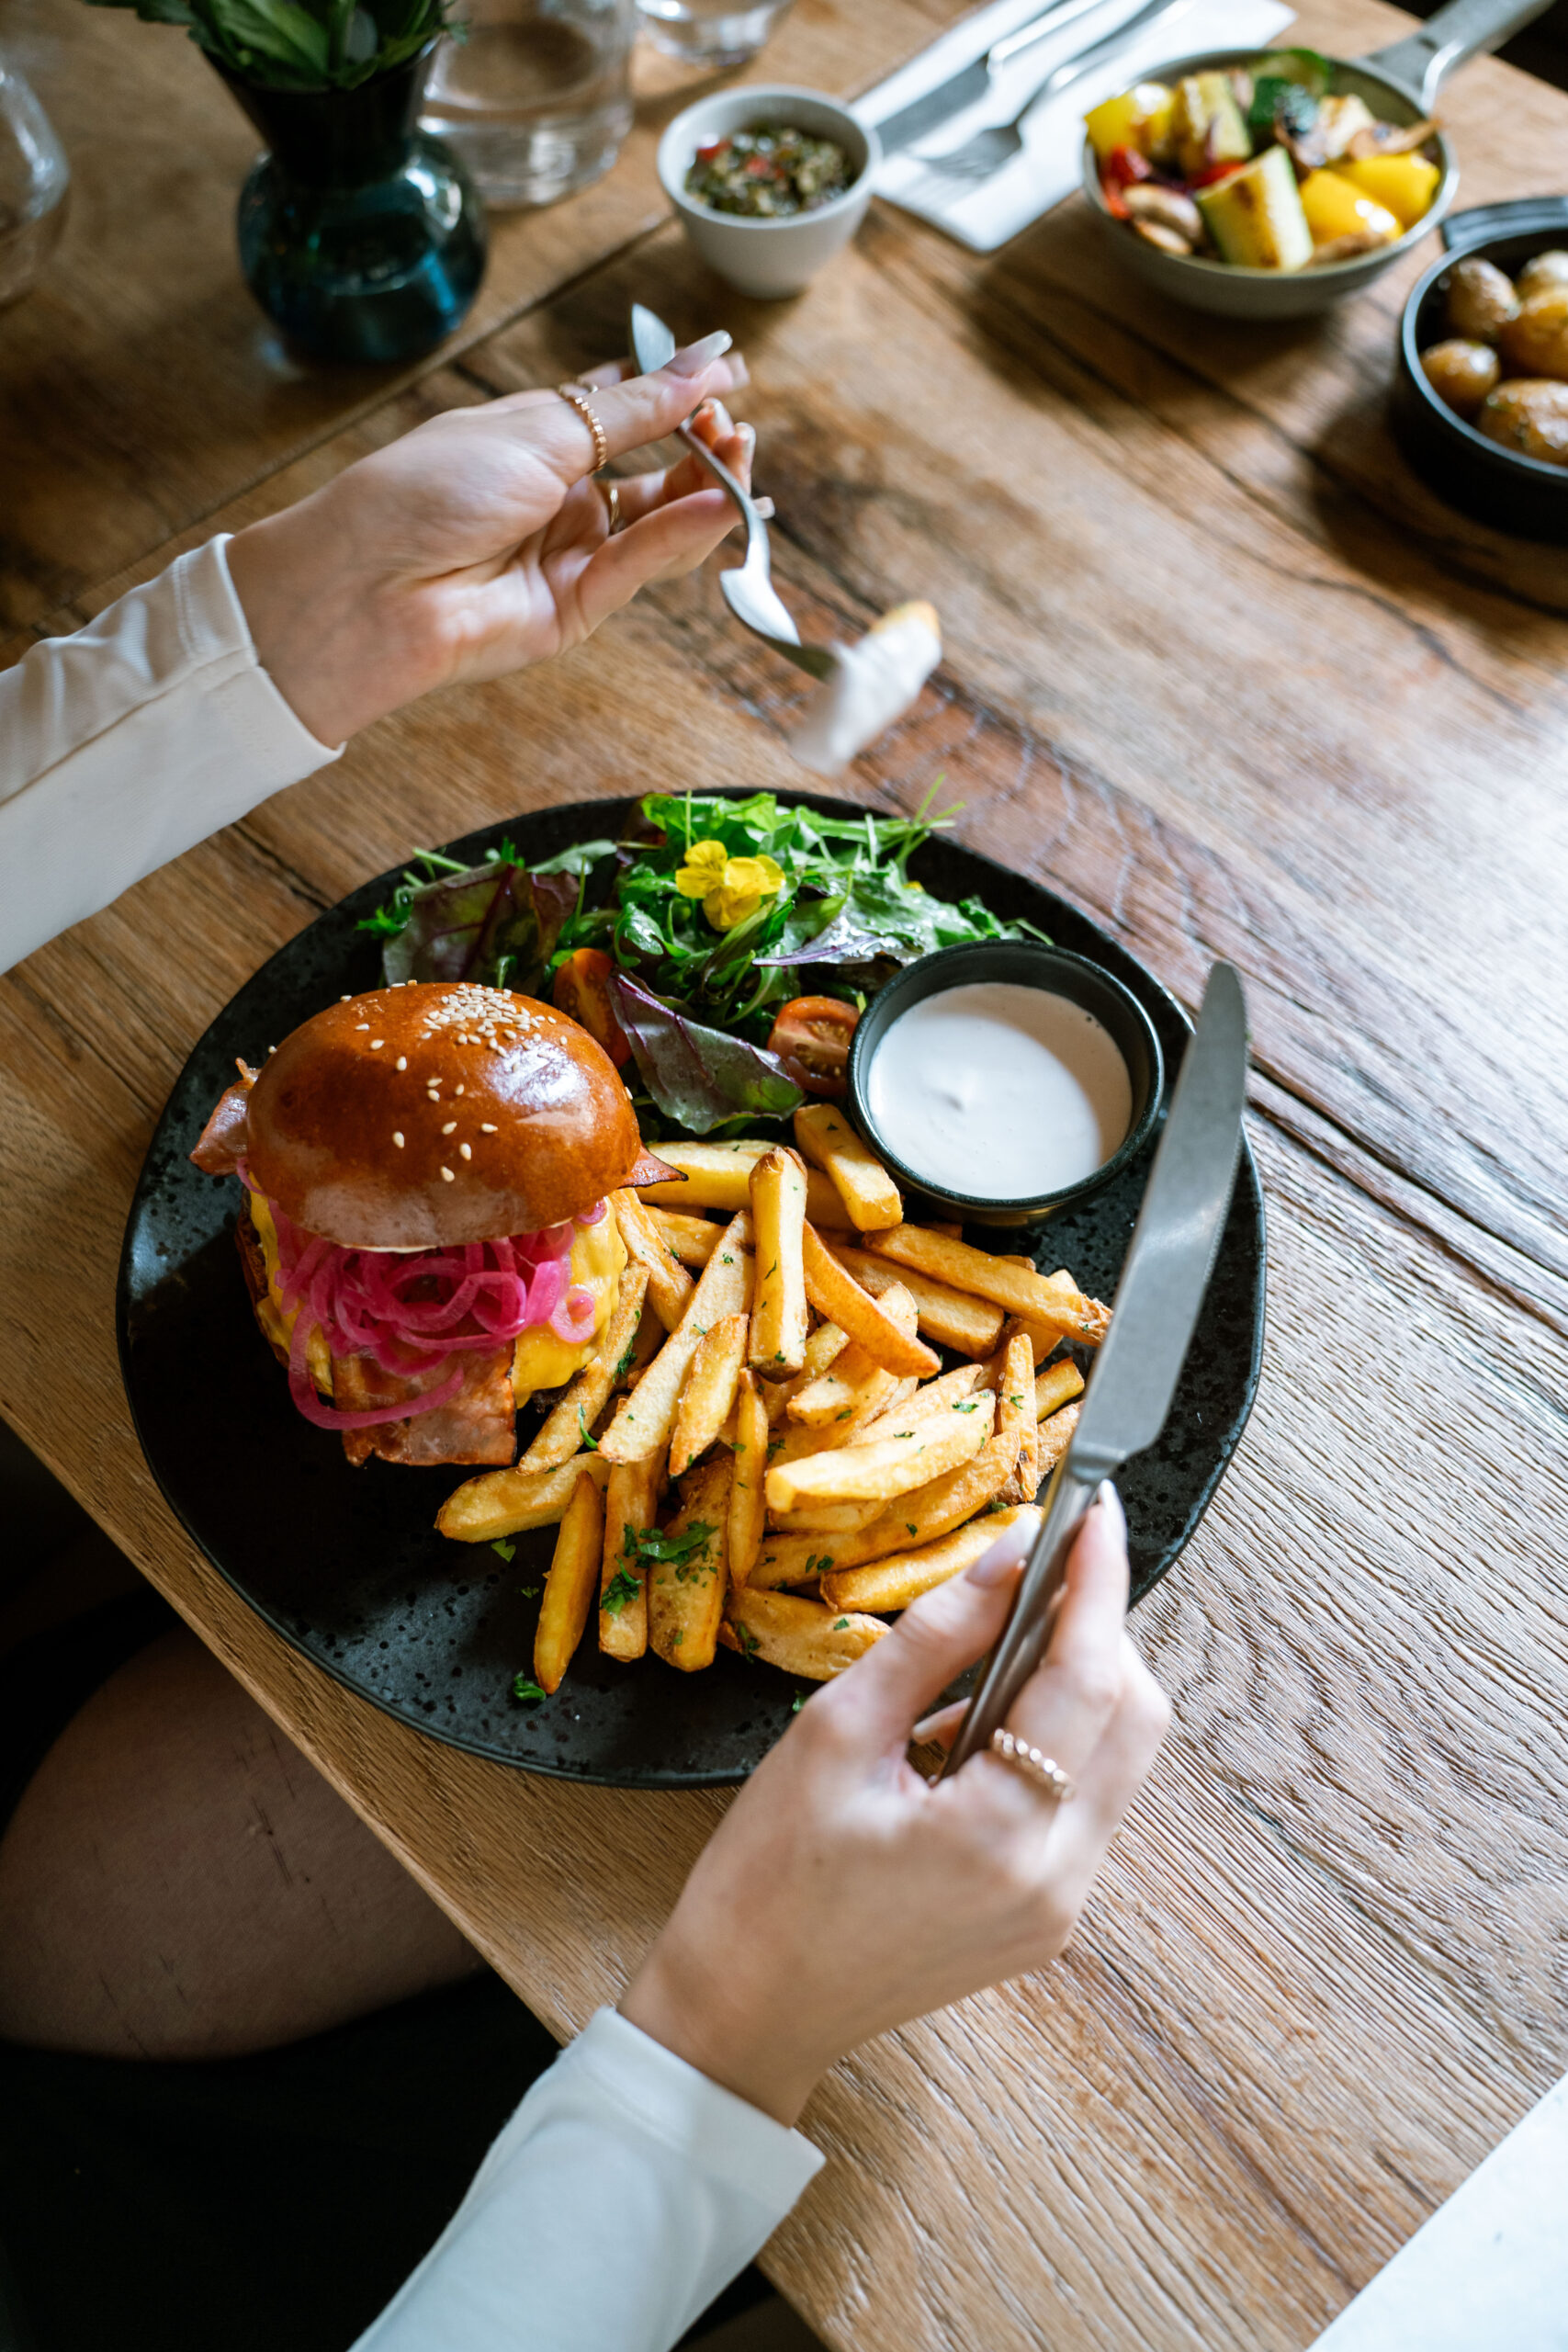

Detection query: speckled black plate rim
xmin=116 ymin=789 xmax=1266 ymax=1786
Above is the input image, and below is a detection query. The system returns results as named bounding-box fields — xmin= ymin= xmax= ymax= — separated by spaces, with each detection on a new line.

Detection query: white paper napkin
xmin=859 ymin=0 xmax=1296 ymax=254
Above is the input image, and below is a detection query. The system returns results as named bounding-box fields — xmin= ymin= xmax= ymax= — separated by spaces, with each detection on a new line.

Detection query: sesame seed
xmin=455 ymin=1085 xmax=465 ymax=1096
xmin=355 ymin=1023 xmax=369 ymax=1031
xmin=459 ymin=1143 xmax=472 ymax=1159
xmin=442 ymin=1121 xmax=457 ymax=1135
xmin=371 ymin=1039 xmax=384 ymax=1049
xmin=480 ymin=1123 xmax=497 ymax=1133
xmin=340 ymin=995 xmax=352 ymax=1002
xmin=441 ymin=1166 xmax=455 ymax=1182
xmin=396 ymin=1057 xmax=407 ymax=1070
xmin=393 ymin=1131 xmax=405 ymax=1148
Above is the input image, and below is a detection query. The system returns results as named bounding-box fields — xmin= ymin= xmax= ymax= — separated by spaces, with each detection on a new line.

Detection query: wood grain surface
xmin=4 ymin=0 xmax=1568 ymax=2346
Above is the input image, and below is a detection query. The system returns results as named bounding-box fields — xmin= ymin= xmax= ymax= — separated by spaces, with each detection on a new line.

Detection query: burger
xmin=191 ymin=980 xmax=671 ymax=1466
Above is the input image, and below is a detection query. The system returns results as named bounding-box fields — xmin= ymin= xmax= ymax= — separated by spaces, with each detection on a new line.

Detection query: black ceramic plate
xmin=118 ymin=794 xmax=1266 ymax=1787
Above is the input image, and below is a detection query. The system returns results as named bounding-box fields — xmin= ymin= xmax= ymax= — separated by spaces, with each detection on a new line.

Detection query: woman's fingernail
xmin=753 ymin=494 xmax=775 ymax=519
xmin=967 ymin=1533 xmax=1026 ymax=1588
xmin=1095 ymin=1480 xmax=1126 ymax=1544
xmin=669 ymin=329 xmax=733 ymax=377
xmin=739 ymin=421 xmax=756 ymax=447
xmin=709 ymin=399 xmax=735 ymax=437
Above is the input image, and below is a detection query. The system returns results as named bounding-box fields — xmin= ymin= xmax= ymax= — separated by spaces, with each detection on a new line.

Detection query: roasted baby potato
xmin=1420 ymin=337 xmax=1500 ymax=417
xmin=1477 ymin=379 xmax=1568 ymax=467
xmin=1445 ymin=256 xmax=1518 ymax=345
xmin=1498 ymin=288 xmax=1568 ymax=381
xmin=1516 ymin=248 xmax=1568 ymax=300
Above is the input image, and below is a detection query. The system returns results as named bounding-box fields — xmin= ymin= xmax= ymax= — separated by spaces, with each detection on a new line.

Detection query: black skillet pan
xmin=1392 ymin=194 xmax=1568 ymax=539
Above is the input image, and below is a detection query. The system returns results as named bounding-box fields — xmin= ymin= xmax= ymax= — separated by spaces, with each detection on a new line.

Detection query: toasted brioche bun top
xmin=246 ymin=983 xmax=649 ymax=1250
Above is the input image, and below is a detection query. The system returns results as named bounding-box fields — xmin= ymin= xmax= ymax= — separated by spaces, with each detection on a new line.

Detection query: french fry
xmin=793 ymin=1102 xmax=902 ymax=1232
xmin=1035 ymin=1358 xmax=1086 ymax=1420
xmin=599 ymin=1217 xmax=751 ymax=1463
xmin=752 ymin=1429 xmax=1021 ymax=1589
xmin=624 ymin=1299 xmax=665 ymax=1387
xmin=766 ymin=1391 xmax=996 ymax=1512
xmin=518 ymin=1265 xmax=649 ymax=1475
xmin=728 ymin=1370 xmax=769 ymax=1589
xmin=636 ymin=1140 xmax=844 ymax=1228
xmin=820 ymin=1504 xmax=1037 ymax=1616
xmin=766 ymin=1320 xmax=851 ymax=1426
xmin=534 ymin=1470 xmax=604 ymax=1694
xmin=599 ymin=1450 xmax=664 ymax=1661
xmin=648 ymin=1207 xmax=722 ymax=1269
xmin=436 ymin=1451 xmax=610 ymax=1543
xmin=860 ymin=1226 xmax=1110 ymax=1347
xmin=670 ymin=1312 xmax=749 ymax=1478
xmin=853 ymin=1362 xmax=984 ymax=1442
xmin=612 ymin=1189 xmax=695 ymax=1334
xmin=826 ymin=1239 xmax=1003 ymax=1358
xmin=789 ymin=1340 xmax=894 ymax=1429
xmin=719 ymin=1586 xmax=886 ymax=1680
xmin=993 ymin=1330 xmax=1038 ymax=1506
xmin=648 ymin=1459 xmax=730 ymax=1672
xmin=1037 ymin=1400 xmax=1080 ymax=1486
xmin=765 ymin=1498 xmax=886 ymax=1534
xmin=749 ymin=1148 xmax=810 ymax=1377
xmin=801 ymin=1226 xmax=939 ymax=1380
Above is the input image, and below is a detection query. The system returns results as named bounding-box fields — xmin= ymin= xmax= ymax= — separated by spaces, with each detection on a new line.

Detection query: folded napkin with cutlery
xmin=861 ymin=0 xmax=1295 ymax=254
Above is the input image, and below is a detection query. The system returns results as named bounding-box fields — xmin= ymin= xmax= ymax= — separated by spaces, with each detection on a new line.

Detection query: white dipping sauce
xmin=867 ymin=981 xmax=1133 ymax=1199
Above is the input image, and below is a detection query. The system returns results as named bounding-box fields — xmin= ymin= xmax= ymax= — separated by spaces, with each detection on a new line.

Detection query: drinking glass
xmin=0 ymin=60 xmax=69 ymax=309
xmin=635 ymin=0 xmax=793 ymax=70
xmin=422 ymin=0 xmax=635 ymax=208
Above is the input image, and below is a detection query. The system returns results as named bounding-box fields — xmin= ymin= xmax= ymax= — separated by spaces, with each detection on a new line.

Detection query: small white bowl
xmin=656 ymin=86 xmax=879 ymax=300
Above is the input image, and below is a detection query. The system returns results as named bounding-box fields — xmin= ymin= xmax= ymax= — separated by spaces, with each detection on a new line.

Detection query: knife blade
xmin=873 ymin=0 xmax=1115 ymax=155
xmin=939 ymin=960 xmax=1248 ymax=1778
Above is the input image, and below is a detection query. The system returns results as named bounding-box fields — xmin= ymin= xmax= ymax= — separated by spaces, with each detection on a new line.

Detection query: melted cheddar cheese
xmin=512 ymin=1206 xmax=626 ymax=1404
xmin=244 ymin=1193 xmax=626 ymax=1408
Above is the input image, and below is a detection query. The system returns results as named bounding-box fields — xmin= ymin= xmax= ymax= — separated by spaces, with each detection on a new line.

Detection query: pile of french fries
xmin=436 ymin=1106 xmax=1110 ymax=1698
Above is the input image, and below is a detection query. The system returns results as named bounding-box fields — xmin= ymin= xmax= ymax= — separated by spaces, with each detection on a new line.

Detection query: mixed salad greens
xmin=360 ymin=791 xmax=1043 ymax=1135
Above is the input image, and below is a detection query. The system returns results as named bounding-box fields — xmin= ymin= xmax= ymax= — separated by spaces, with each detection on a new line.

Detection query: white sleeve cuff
xmin=354 ymin=2008 xmax=824 ymax=2352
xmin=0 ymin=534 xmax=340 ymax=974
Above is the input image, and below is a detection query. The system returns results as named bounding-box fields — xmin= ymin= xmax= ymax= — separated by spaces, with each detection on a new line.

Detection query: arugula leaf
xmin=611 ymin=974 xmax=803 ymax=1135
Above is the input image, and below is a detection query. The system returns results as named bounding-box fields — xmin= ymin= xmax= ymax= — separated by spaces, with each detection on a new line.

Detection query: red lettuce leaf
xmin=611 ymin=975 xmax=804 ymax=1134
xmin=381 ymin=863 xmax=578 ymax=994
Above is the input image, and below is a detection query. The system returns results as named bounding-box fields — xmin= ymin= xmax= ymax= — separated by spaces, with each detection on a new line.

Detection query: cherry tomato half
xmin=767 ymin=996 xmax=858 ymax=1097
xmin=554 ymin=948 xmax=631 ymax=1067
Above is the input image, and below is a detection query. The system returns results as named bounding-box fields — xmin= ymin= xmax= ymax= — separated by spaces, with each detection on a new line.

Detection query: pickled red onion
xmin=243 ymin=1171 xmax=608 ymax=1430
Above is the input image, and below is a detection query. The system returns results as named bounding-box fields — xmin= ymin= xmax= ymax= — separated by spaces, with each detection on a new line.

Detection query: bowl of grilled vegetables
xmin=1079 ymin=38 xmax=1456 ymax=318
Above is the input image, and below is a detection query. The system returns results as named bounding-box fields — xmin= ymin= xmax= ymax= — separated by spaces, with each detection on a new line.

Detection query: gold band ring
xmin=601 ymin=478 xmax=623 ymax=535
xmin=989 ymin=1729 xmax=1075 ymax=1803
xmin=557 ymin=382 xmax=609 ymax=472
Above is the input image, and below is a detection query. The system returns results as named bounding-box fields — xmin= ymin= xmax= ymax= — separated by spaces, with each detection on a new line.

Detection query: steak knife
xmin=940 ymin=960 xmax=1249 ymax=1778
xmin=873 ymin=0 xmax=1120 ymax=155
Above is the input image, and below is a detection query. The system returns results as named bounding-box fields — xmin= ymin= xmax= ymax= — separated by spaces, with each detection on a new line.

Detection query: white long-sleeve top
xmin=0 ymin=544 xmax=826 ymax=2341
xmin=0 ymin=535 xmax=338 ymax=974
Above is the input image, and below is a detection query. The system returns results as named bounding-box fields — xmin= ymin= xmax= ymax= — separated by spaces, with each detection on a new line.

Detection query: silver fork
xmin=628 ymin=301 xmax=840 ymax=684
xmin=915 ymin=0 xmax=1194 ymax=181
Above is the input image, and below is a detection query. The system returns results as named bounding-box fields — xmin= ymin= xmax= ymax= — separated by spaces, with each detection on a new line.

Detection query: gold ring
xmin=989 ymin=1729 xmax=1075 ymax=1803
xmin=601 ymin=478 xmax=622 ymax=534
xmin=557 ymin=382 xmax=608 ymax=472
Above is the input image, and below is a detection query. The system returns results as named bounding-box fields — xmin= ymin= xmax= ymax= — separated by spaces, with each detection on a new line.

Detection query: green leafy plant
xmin=83 ymin=0 xmax=460 ymax=94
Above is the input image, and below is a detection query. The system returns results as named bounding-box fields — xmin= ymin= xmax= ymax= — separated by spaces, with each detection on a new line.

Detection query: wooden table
xmin=5 ymin=0 xmax=1567 ymax=2343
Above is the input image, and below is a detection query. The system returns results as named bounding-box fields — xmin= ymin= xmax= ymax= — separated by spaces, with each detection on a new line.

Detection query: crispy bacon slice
xmin=335 ymin=1346 xmax=517 ymax=1469
xmin=191 ymin=1061 xmax=258 ymax=1175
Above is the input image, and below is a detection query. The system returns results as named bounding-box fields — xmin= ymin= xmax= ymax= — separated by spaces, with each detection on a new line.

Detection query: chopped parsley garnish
xmin=954 ymin=1399 xmax=981 ymax=1413
xmin=601 ymin=1567 xmax=641 ymax=1619
xmin=791 ymin=1690 xmax=807 ymax=1713
xmin=833 ymin=1618 xmax=850 ymax=1631
xmin=735 ymin=1621 xmax=761 ymax=1658
xmin=629 ymin=1521 xmax=716 ymax=1566
xmin=512 ymin=1675 xmax=547 ymax=1702
xmin=577 ymin=1408 xmax=600 ymax=1452
xmin=835 ymin=1408 xmax=852 ymax=1421
xmin=517 ymin=1582 xmax=541 ymax=1598
xmin=906 ymin=1522 xmax=919 ymax=1535
xmin=491 ymin=1539 xmax=515 ymax=1562
xmin=615 ymin=1338 xmax=637 ymax=1380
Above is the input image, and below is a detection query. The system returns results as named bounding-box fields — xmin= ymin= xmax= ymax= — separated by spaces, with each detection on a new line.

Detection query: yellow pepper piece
xmin=1083 ymin=81 xmax=1175 ymax=164
xmin=1333 ymin=153 xmax=1440 ymax=231
xmin=1299 ymin=168 xmax=1401 ymax=249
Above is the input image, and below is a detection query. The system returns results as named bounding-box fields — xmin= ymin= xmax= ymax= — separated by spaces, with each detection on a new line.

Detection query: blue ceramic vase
xmin=220 ymin=44 xmax=487 ymax=365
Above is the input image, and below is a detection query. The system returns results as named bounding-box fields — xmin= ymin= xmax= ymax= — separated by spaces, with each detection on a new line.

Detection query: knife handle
xmin=937 ymin=1454 xmax=1103 ymax=1779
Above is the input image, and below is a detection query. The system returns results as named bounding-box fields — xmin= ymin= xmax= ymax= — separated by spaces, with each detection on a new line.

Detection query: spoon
xmin=628 ymin=301 xmax=840 ymax=684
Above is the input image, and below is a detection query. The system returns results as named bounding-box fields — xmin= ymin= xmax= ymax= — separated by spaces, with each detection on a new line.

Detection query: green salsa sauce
xmin=684 ymin=125 xmax=852 ymax=219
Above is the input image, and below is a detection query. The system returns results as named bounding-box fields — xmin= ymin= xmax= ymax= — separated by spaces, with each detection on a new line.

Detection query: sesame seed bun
xmin=246 ymin=982 xmax=652 ymax=1250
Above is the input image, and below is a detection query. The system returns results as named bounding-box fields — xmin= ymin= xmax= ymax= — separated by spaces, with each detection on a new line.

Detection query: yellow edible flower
xmin=674 ymin=839 xmax=785 ymax=933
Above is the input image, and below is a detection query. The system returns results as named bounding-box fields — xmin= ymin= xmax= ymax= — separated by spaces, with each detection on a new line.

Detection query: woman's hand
xmin=227 ymin=332 xmax=751 ymax=747
xmin=621 ymin=1487 xmax=1168 ymax=2127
